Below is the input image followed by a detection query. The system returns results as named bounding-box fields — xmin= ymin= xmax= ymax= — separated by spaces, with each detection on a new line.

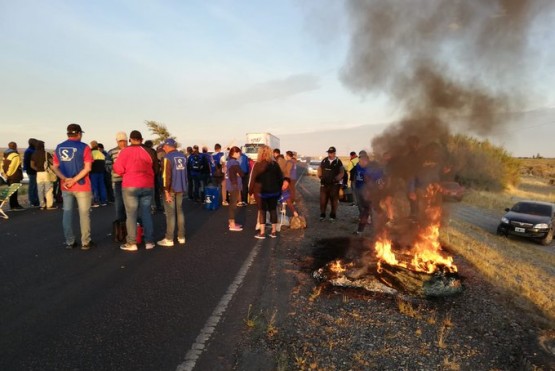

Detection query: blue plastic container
xmin=204 ymin=186 xmax=221 ymax=210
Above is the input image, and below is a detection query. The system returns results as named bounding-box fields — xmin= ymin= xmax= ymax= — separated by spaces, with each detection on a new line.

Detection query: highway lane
xmin=0 ymin=200 xmax=264 ymax=370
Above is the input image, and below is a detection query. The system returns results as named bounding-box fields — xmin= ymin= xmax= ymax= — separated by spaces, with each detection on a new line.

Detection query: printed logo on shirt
xmin=59 ymin=147 xmax=77 ymax=161
xmin=174 ymin=157 xmax=186 ymax=170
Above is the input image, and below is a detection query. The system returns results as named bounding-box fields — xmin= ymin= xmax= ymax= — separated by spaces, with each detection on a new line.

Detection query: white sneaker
xmin=177 ymin=237 xmax=186 ymax=245
xmin=120 ymin=243 xmax=138 ymax=251
xmin=145 ymin=242 xmax=155 ymax=250
xmin=157 ymin=238 xmax=174 ymax=247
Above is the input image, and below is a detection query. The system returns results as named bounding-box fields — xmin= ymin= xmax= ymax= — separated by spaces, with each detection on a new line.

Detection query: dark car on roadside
xmin=496 ymin=200 xmax=555 ymax=246
xmin=440 ymin=181 xmax=465 ymax=202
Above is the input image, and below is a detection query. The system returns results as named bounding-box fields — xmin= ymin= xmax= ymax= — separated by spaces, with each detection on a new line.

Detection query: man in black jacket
xmin=318 ymin=146 xmax=344 ymax=222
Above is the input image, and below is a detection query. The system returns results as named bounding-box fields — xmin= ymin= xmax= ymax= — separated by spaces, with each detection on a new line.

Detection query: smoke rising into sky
xmin=340 ymin=0 xmax=553 ymax=153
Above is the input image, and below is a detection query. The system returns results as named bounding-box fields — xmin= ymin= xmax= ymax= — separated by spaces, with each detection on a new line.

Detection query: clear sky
xmin=1 ymin=0 xmax=554 ymax=156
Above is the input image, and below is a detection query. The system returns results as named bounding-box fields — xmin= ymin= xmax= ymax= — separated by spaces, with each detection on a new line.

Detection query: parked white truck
xmin=243 ymin=132 xmax=280 ymax=160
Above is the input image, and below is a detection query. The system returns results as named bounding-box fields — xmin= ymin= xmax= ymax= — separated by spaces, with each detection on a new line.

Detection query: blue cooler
xmin=204 ymin=186 xmax=221 ymax=210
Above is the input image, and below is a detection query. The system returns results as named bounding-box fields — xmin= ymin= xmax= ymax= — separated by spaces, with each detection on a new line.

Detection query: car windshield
xmin=511 ymin=202 xmax=552 ymax=217
xmin=309 ymin=161 xmax=320 ymax=166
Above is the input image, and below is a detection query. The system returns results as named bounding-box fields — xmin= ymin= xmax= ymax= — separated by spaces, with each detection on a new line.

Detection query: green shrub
xmin=446 ymin=134 xmax=520 ymax=191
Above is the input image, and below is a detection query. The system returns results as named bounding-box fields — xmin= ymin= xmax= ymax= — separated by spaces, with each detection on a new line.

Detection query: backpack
xmin=190 ymin=154 xmax=204 ymax=172
xmin=112 ymin=219 xmax=127 ymax=243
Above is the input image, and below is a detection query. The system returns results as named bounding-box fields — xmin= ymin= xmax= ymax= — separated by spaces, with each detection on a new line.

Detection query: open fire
xmin=314 ymin=184 xmax=463 ymax=298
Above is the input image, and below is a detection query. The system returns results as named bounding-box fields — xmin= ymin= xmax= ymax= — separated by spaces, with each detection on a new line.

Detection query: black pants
xmin=320 ymin=183 xmax=340 ymax=218
xmin=241 ymin=174 xmax=249 ymax=202
xmin=7 ymin=179 xmax=22 ymax=208
xmin=259 ymin=196 xmax=278 ymax=224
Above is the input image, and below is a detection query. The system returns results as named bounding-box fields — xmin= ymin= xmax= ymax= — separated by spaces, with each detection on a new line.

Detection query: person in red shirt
xmin=113 ymin=130 xmax=158 ymax=252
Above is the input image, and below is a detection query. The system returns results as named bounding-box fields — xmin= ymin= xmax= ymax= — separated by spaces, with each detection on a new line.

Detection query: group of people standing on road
xmin=323 ymin=135 xmax=451 ymax=236
xmin=3 ymin=123 xmax=303 ymax=251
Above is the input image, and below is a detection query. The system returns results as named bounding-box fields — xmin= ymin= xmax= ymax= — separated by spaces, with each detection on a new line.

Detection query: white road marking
xmin=176 ymin=240 xmax=263 ymax=371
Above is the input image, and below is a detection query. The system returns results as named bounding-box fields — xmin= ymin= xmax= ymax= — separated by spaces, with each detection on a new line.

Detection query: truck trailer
xmin=243 ymin=132 xmax=280 ymax=160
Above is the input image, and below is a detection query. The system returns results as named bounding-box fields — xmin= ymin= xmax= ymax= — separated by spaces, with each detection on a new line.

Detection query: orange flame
xmin=374 ymin=233 xmax=407 ymax=273
xmin=329 ymin=260 xmax=348 ymax=274
xmin=373 ymin=183 xmax=457 ymax=274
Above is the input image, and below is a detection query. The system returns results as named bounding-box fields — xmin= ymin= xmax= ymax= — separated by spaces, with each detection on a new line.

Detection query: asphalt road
xmin=445 ymin=201 xmax=555 ymax=255
xmin=0 ymin=198 xmax=272 ymax=371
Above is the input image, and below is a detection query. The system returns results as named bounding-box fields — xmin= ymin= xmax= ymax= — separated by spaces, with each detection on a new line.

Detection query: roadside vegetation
xmin=446 ymin=134 xmax=520 ymax=191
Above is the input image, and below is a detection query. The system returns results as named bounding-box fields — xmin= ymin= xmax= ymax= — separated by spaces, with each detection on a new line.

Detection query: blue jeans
xmin=62 ymin=190 xmax=92 ymax=245
xmin=163 ymin=192 xmax=186 ymax=240
xmin=28 ymin=173 xmax=40 ymax=206
xmin=122 ymin=187 xmax=154 ymax=244
xmin=90 ymin=172 xmax=107 ymax=204
xmin=113 ymin=181 xmax=125 ymax=221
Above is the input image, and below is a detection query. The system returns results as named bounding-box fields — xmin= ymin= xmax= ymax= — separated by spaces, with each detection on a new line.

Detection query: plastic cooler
xmin=204 ymin=186 xmax=221 ymax=210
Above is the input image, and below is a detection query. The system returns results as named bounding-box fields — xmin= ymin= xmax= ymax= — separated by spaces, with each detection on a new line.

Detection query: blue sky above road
xmin=1 ymin=0 xmax=554 ymax=156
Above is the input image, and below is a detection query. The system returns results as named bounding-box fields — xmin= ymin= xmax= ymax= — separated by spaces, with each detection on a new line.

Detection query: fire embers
xmin=314 ymin=248 xmax=463 ymax=299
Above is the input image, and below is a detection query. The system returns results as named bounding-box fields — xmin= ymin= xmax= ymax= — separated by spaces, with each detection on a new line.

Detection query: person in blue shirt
xmin=211 ymin=143 xmax=226 ymax=205
xmin=353 ymin=152 xmax=373 ymax=234
xmin=237 ymin=151 xmax=250 ymax=206
xmin=225 ymin=146 xmax=244 ymax=231
xmin=157 ymin=138 xmax=188 ymax=247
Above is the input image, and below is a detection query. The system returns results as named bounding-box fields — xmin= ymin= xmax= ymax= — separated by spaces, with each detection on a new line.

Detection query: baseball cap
xmin=67 ymin=123 xmax=84 ymax=135
xmin=327 ymin=146 xmax=336 ymax=153
xmin=129 ymin=130 xmax=143 ymax=140
xmin=162 ymin=138 xmax=177 ymax=147
xmin=116 ymin=131 xmax=127 ymax=142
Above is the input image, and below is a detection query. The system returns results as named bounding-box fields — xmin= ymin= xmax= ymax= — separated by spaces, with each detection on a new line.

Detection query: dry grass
xmin=244 ymin=304 xmax=259 ymax=328
xmin=464 ymin=175 xmax=555 ymax=211
xmin=396 ymin=297 xmax=421 ymax=319
xmin=440 ymin=220 xmax=555 ymax=322
xmin=519 ymin=158 xmax=555 ymax=178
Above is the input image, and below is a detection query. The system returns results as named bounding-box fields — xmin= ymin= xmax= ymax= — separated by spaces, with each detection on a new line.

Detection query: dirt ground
xmin=234 ymin=175 xmax=555 ymax=370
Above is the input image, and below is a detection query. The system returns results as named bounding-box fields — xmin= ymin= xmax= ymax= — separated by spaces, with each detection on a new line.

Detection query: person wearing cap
xmin=157 ymin=138 xmax=188 ymax=247
xmin=51 ymin=123 xmax=94 ymax=250
xmin=113 ymin=130 xmax=158 ymax=251
xmin=89 ymin=140 xmax=108 ymax=207
xmin=108 ymin=131 xmax=128 ymax=221
xmin=317 ymin=146 xmax=344 ymax=222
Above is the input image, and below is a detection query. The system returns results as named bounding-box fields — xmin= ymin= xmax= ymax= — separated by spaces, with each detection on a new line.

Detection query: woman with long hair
xmin=249 ymin=145 xmax=283 ymax=239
